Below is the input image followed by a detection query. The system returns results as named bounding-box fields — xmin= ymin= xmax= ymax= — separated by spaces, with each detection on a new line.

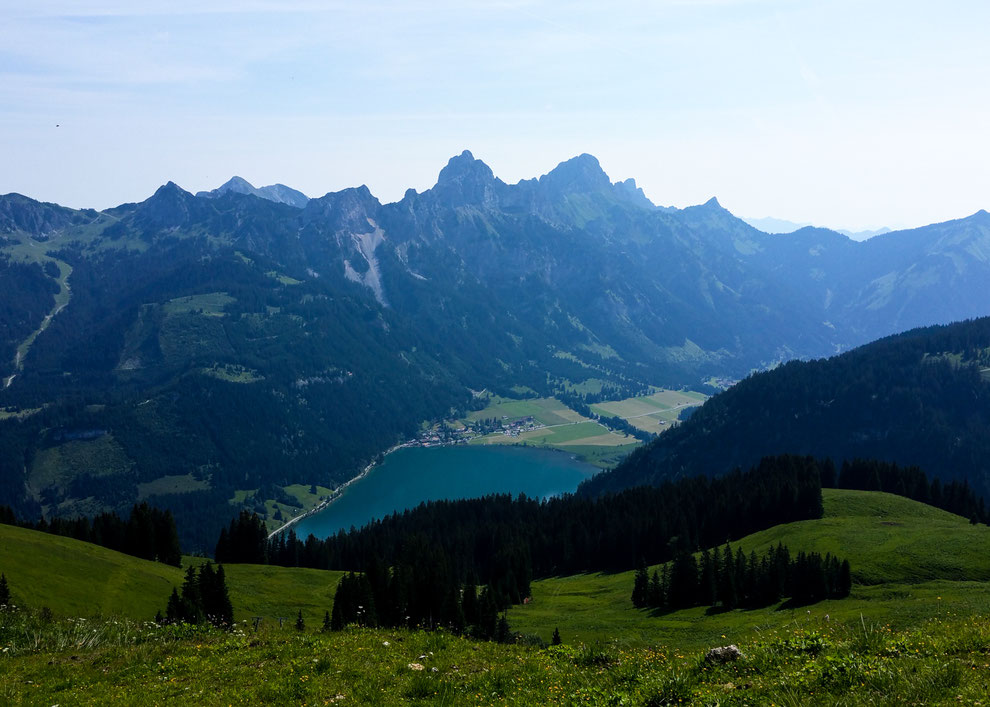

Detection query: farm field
xmin=136 ymin=473 xmax=210 ymax=499
xmin=162 ymin=291 xmax=236 ymax=316
xmin=591 ymin=389 xmax=707 ymax=435
xmin=473 ymin=420 xmax=633 ymax=447
xmin=465 ymin=396 xmax=585 ymax=427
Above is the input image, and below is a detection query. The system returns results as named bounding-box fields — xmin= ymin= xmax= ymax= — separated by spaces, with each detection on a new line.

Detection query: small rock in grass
xmin=705 ymin=645 xmax=743 ymax=664
xmin=408 ymin=663 xmax=425 ymax=671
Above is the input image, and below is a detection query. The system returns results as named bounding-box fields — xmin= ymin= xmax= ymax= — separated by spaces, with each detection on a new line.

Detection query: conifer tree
xmin=322 ymin=610 xmax=331 ymax=632
xmin=295 ymin=610 xmax=305 ymax=632
xmin=0 ymin=572 xmax=10 ymax=607
xmin=718 ymin=544 xmax=737 ymax=609
xmin=475 ymin=586 xmax=499 ymax=640
xmin=165 ymin=588 xmax=184 ymax=624
xmin=551 ymin=627 xmax=562 ymax=645
xmin=837 ymin=559 xmax=852 ymax=598
xmin=462 ymin=583 xmax=479 ymax=627
xmin=494 ymin=613 xmax=511 ymax=643
xmin=648 ymin=569 xmax=663 ymax=608
xmin=699 ymin=549 xmax=716 ymax=607
xmin=631 ymin=565 xmax=649 ymax=608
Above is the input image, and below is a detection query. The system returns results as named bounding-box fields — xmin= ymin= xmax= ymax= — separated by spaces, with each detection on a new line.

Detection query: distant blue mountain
xmin=743 ymin=215 xmax=890 ymax=241
xmin=196 ymin=176 xmax=309 ymax=208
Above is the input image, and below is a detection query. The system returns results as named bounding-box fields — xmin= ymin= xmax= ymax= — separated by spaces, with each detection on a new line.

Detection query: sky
xmin=1 ymin=0 xmax=988 ymax=232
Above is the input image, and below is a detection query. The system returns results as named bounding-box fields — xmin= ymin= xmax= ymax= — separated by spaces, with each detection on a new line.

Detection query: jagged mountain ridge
xmin=1 ymin=151 xmax=989 ymax=549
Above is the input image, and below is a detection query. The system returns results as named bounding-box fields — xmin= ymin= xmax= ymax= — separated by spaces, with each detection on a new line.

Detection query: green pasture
xmin=466 ymin=396 xmax=585 ymax=427
xmin=510 ymin=489 xmax=990 ymax=649
xmin=137 ymin=474 xmax=211 ymax=499
xmin=162 ymin=292 xmax=235 ymax=316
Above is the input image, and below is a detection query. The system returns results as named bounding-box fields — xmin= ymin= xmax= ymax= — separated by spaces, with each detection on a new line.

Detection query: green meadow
xmin=4 ymin=488 xmax=990 ymax=704
xmin=509 ymin=489 xmax=990 ymax=649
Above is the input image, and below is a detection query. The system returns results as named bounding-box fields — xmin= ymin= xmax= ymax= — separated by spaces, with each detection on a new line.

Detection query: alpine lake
xmin=292 ymin=444 xmax=599 ymax=539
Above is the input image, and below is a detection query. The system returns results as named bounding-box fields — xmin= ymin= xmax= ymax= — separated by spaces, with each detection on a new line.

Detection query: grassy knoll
xmin=0 ymin=524 xmax=342 ymax=626
xmin=509 ymin=489 xmax=990 ymax=649
xmin=4 ymin=609 xmax=990 ymax=705
xmin=735 ymin=489 xmax=990 ymax=585
xmin=205 ymin=563 xmax=343 ymax=627
xmin=0 ymin=524 xmax=179 ymax=619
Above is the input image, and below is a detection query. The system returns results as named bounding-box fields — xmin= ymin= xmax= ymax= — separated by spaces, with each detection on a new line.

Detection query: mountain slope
xmin=582 ymin=317 xmax=990 ymax=497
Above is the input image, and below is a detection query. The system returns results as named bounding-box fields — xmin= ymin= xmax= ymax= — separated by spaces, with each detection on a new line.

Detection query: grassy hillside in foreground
xmin=0 ymin=524 xmax=344 ymax=626
xmin=3 ymin=610 xmax=990 ymax=705
xmin=509 ymin=489 xmax=990 ymax=649
xmin=3 ymin=488 xmax=990 ymax=653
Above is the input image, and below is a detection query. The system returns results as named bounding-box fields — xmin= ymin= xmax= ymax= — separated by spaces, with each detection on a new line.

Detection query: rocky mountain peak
xmin=539 ymin=154 xmax=612 ymax=195
xmin=430 ymin=151 xmax=500 ymax=208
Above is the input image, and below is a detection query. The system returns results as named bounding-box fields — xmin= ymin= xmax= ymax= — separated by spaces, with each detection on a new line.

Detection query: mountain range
xmin=742 ymin=215 xmax=891 ymax=240
xmin=2 ymin=150 xmax=989 ymax=548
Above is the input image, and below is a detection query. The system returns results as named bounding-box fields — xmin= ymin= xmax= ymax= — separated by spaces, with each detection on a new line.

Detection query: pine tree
xmin=322 ymin=610 xmax=331 ymax=632
xmin=718 ymin=544 xmax=737 ymax=609
xmin=494 ymin=613 xmax=512 ymax=643
xmin=631 ymin=566 xmax=649 ymax=608
xmin=295 ymin=610 xmax=305 ymax=632
xmin=165 ymin=588 xmax=184 ymax=624
xmin=475 ymin=586 xmax=499 ymax=640
xmin=0 ymin=572 xmax=10 ymax=607
xmin=699 ymin=549 xmax=716 ymax=607
xmin=199 ymin=564 xmax=233 ymax=628
xmin=648 ymin=569 xmax=663 ymax=608
xmin=837 ymin=559 xmax=852 ymax=598
xmin=668 ymin=551 xmax=699 ymax=609
xmin=551 ymin=627 xmax=562 ymax=645
xmin=462 ymin=583 xmax=479 ymax=627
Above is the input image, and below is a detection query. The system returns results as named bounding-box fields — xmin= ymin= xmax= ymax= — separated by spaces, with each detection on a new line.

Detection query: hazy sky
xmin=2 ymin=0 xmax=988 ymax=231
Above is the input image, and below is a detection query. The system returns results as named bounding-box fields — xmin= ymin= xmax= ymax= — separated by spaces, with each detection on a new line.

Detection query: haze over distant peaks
xmin=744 ymin=215 xmax=890 ymax=241
xmin=196 ymin=176 xmax=309 ymax=208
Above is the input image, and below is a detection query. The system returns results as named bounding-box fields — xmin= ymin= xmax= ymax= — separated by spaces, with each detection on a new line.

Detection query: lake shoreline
xmin=285 ymin=443 xmax=599 ymax=540
xmin=268 ymin=439 xmax=414 ymax=539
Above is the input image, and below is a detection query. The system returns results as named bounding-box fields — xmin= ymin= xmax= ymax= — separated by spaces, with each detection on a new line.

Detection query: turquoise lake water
xmin=291 ymin=445 xmax=598 ymax=539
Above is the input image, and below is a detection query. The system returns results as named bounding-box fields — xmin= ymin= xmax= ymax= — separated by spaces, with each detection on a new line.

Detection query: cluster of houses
xmin=407 ymin=415 xmax=546 ymax=447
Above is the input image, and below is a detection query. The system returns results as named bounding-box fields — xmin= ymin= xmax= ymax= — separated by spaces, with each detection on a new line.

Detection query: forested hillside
xmin=583 ymin=317 xmax=990 ymax=498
